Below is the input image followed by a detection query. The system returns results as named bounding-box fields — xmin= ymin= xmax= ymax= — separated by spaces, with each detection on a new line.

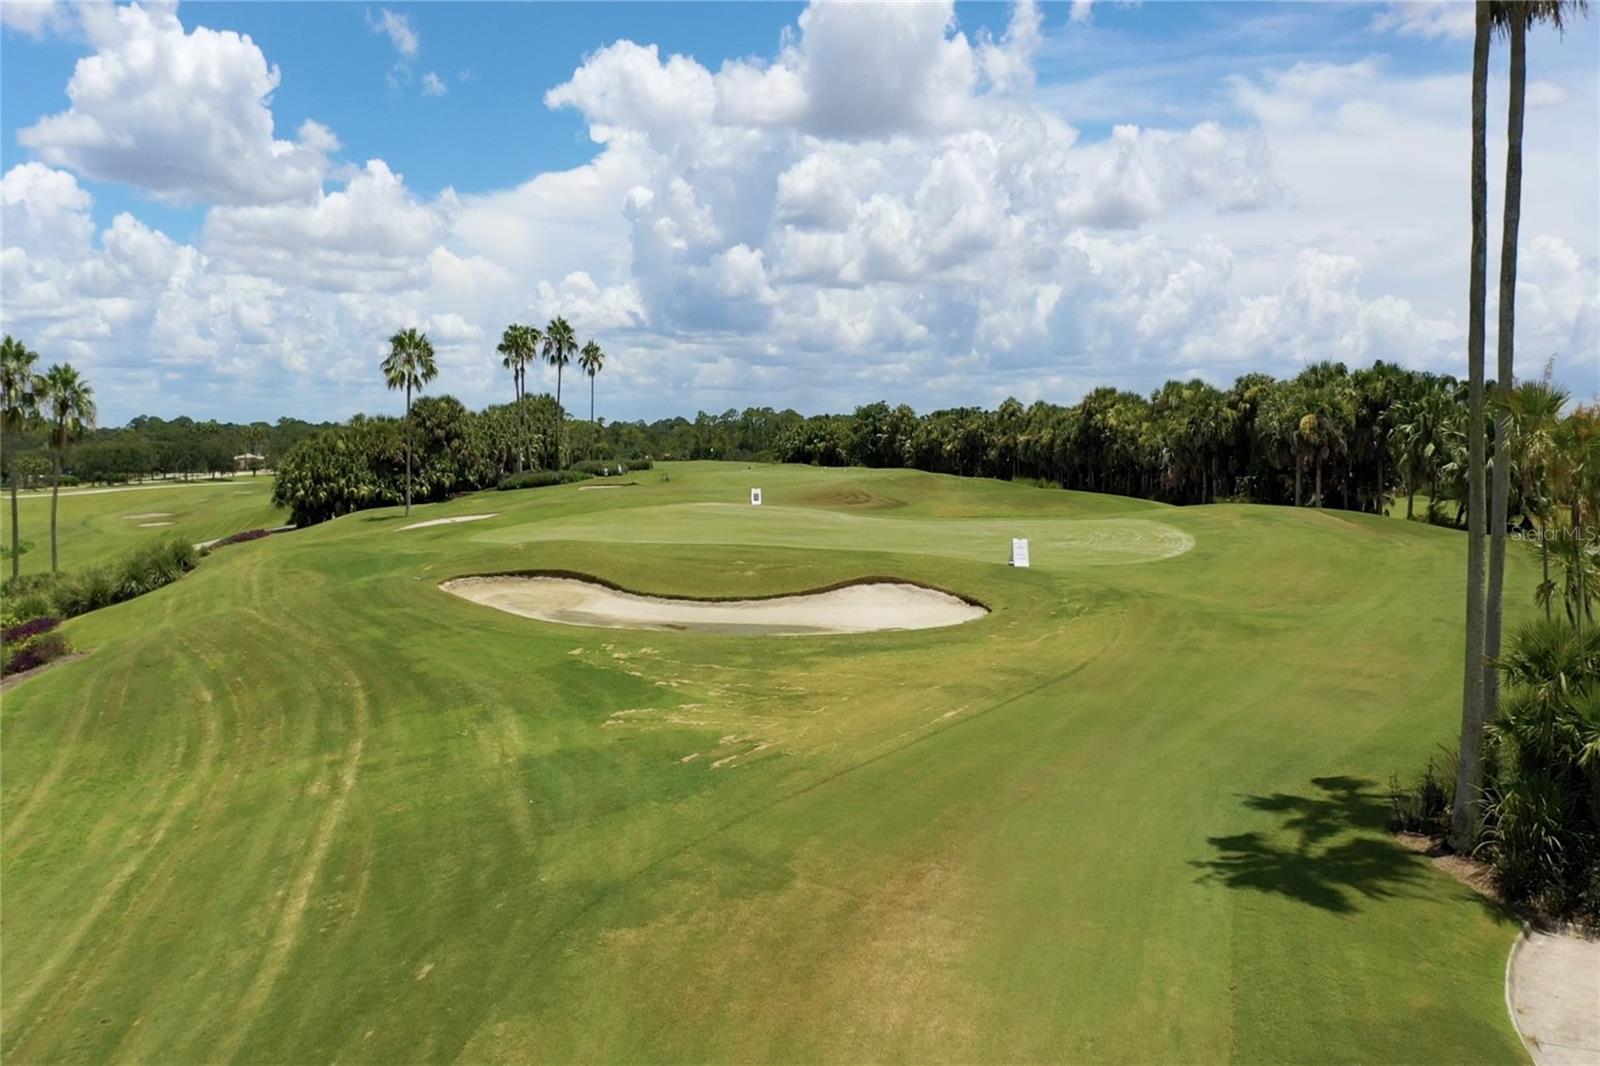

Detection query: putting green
xmin=0 ymin=462 xmax=1530 ymax=1063
xmin=479 ymin=503 xmax=1196 ymax=567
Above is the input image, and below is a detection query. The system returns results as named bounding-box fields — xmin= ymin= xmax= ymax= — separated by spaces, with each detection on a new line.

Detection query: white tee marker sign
xmin=1011 ymin=538 xmax=1030 ymax=567
xmin=751 ymin=487 xmax=763 ymax=506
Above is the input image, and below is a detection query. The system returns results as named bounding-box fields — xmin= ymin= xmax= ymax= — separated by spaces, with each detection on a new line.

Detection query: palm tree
xmin=37 ymin=363 xmax=95 ymax=573
xmin=498 ymin=324 xmax=538 ymax=471
xmin=1509 ymin=377 xmax=1570 ymax=617
xmin=1396 ymin=394 xmax=1447 ymax=519
xmin=381 ymin=328 xmax=438 ymax=517
xmin=497 ymin=325 xmax=526 ymax=406
xmin=1450 ymin=0 xmax=1492 ymax=853
xmin=543 ymin=317 xmax=576 ymax=466
xmin=579 ymin=339 xmax=604 ymax=436
xmin=1484 ymin=0 xmax=1589 ymax=753
xmin=1 ymin=336 xmax=41 ymax=580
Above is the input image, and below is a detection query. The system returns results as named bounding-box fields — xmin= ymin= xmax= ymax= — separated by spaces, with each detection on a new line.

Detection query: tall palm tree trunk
xmin=50 ymin=441 xmax=61 ymax=572
xmin=404 ymin=382 xmax=412 ymax=517
xmin=1485 ymin=10 xmax=1526 ymax=721
xmin=8 ymin=428 xmax=19 ymax=580
xmin=1450 ymin=0 xmax=1492 ymax=853
xmin=556 ymin=366 xmax=565 ymax=468
xmin=1376 ymin=442 xmax=1385 ymax=515
xmin=1538 ymin=516 xmax=1552 ymax=618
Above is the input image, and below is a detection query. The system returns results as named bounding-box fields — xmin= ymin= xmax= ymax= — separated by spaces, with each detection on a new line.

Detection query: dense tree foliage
xmin=1 ymin=413 xmax=334 ymax=488
xmin=266 ymin=359 xmax=1598 ymax=556
xmin=271 ymin=395 xmax=562 ymax=525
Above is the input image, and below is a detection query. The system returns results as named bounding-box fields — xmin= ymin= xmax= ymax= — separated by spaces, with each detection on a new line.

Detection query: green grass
xmin=1 ymin=462 xmax=1530 ymax=1062
xmin=0 ymin=477 xmax=285 ymax=577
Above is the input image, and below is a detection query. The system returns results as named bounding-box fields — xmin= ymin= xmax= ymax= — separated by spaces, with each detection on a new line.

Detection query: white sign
xmin=751 ymin=487 xmax=763 ymax=506
xmin=1011 ymin=538 xmax=1030 ymax=567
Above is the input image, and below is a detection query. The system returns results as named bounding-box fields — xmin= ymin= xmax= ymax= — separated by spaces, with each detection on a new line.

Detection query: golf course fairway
xmin=1 ymin=462 xmax=1531 ymax=1063
xmin=0 ymin=477 xmax=284 ymax=576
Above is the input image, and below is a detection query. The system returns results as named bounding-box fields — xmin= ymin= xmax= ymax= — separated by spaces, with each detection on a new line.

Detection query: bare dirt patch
xmin=1394 ymin=832 xmax=1503 ymax=903
xmin=440 ymin=574 xmax=986 ymax=635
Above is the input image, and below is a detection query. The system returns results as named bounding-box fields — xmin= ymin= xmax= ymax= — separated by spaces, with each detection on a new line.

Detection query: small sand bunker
xmin=441 ymin=575 xmax=986 ymax=635
xmin=137 ymin=521 xmax=174 ymax=527
xmin=398 ymin=513 xmax=498 ymax=531
xmin=125 ymin=512 xmax=173 ymax=519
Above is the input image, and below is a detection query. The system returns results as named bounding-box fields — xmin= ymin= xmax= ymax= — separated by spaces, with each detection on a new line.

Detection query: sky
xmin=1 ymin=0 xmax=1596 ymax=427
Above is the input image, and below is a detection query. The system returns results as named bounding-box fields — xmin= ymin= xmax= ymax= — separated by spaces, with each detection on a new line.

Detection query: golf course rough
xmin=0 ymin=462 xmax=1531 ymax=1063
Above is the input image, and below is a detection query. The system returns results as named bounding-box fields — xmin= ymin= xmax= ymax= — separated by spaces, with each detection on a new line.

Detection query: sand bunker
xmin=441 ymin=575 xmax=986 ymax=635
xmin=398 ymin=513 xmax=498 ymax=531
xmin=138 ymin=521 xmax=174 ymax=527
xmin=125 ymin=512 xmax=173 ymax=519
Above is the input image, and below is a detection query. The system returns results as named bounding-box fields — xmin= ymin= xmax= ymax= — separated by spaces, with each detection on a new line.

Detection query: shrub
xmin=3 ymin=573 xmax=60 ymax=598
xmin=1 ymin=615 xmax=59 ymax=644
xmin=2 ymin=631 xmax=69 ymax=676
xmin=1387 ymin=748 xmax=1456 ymax=837
xmin=1404 ymin=619 xmax=1600 ymax=922
xmin=52 ymin=566 xmax=119 ymax=617
xmin=49 ymin=537 xmax=200 ymax=618
xmin=2 ymin=589 xmax=57 ymax=625
xmin=211 ymin=528 xmax=273 ymax=549
xmin=497 ymin=469 xmax=591 ymax=491
xmin=1477 ymin=622 xmax=1600 ymax=917
xmin=569 ymin=458 xmax=653 ymax=475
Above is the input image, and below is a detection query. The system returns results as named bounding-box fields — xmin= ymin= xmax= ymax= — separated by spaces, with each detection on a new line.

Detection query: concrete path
xmin=1507 ymin=926 xmax=1600 ymax=1065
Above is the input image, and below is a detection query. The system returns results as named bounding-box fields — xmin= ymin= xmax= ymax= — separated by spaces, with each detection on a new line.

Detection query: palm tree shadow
xmin=1191 ymin=775 xmax=1428 ymax=914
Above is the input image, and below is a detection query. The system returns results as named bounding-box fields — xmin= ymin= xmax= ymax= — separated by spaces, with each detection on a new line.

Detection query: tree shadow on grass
xmin=1191 ymin=775 xmax=1429 ymax=914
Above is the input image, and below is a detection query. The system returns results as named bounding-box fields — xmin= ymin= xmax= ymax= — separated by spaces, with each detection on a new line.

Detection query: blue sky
xmin=1 ymin=1 xmax=1595 ymax=424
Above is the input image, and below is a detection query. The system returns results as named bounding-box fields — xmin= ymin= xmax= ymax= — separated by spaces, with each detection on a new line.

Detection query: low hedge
xmin=1 ymin=615 xmax=68 ymax=677
xmin=2 ymin=615 xmax=59 ymax=644
xmin=208 ymin=528 xmax=273 ymax=550
xmin=497 ymin=469 xmax=592 ymax=491
xmin=2 ymin=631 xmax=69 ymax=676
xmin=1 ymin=573 xmax=59 ymax=625
xmin=2 ymin=537 xmax=200 ymax=623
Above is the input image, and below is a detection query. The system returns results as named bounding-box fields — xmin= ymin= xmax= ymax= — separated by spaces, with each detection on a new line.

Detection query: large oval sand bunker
xmin=440 ymin=575 xmax=987 ymax=635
